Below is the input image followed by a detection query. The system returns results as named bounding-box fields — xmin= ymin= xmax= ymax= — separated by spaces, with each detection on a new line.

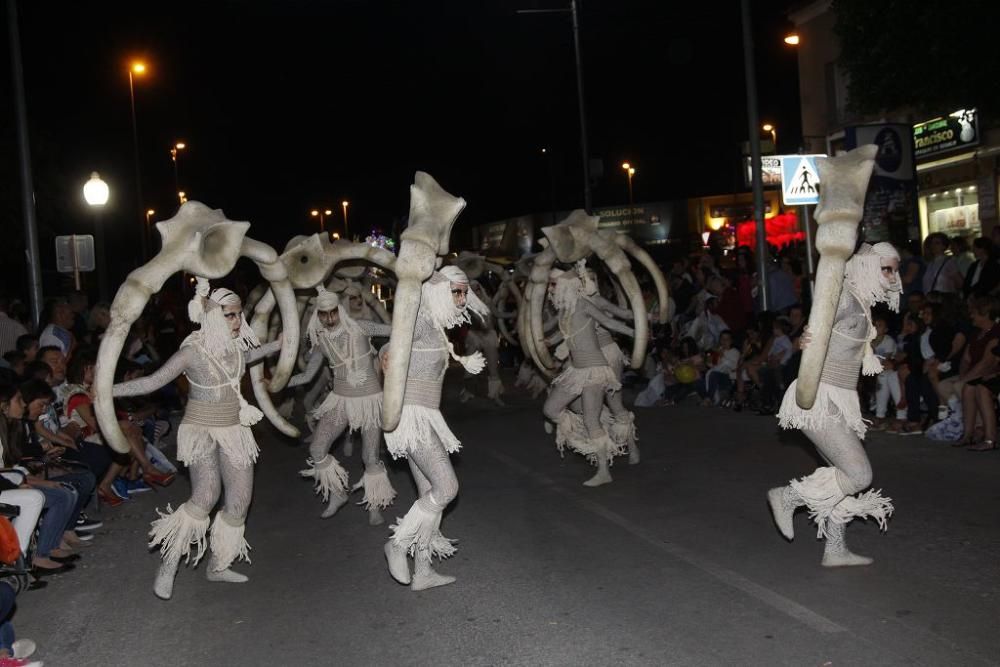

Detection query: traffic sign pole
xmin=71 ymin=234 xmax=81 ymax=291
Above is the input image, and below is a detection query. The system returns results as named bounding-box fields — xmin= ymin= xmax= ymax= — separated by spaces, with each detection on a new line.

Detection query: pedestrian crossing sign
xmin=780 ymin=155 xmax=825 ymax=206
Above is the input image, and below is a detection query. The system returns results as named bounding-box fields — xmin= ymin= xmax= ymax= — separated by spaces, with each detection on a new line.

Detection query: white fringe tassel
xmin=608 ymin=411 xmax=638 ymax=450
xmin=554 ymin=410 xmax=624 ymax=465
xmin=353 ymin=464 xmax=397 ymax=510
xmin=300 ymin=455 xmax=349 ymax=502
xmin=177 ymin=424 xmax=260 ymax=469
xmin=148 ymin=503 xmax=210 ymax=566
xmin=389 ymin=501 xmax=457 ymax=560
xmin=311 ymin=391 xmax=383 ymax=433
xmin=209 ymin=512 xmax=251 ymax=571
xmin=384 ymin=405 xmax=461 ymax=460
xmin=552 ymin=364 xmax=621 ymax=395
xmin=777 ymin=379 xmax=869 ymax=440
xmin=789 ymin=466 xmax=894 ymax=538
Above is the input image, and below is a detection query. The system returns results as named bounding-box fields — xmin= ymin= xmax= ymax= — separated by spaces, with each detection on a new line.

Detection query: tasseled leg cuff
xmin=609 ymin=411 xmax=638 ymax=449
xmin=389 ymin=497 xmax=457 ymax=560
xmin=209 ymin=511 xmax=251 ymax=572
xmin=354 ymin=464 xmax=397 ymax=510
xmin=301 ymin=454 xmax=349 ymax=502
xmin=789 ymin=467 xmax=891 ymax=537
xmin=148 ymin=502 xmax=210 ymax=566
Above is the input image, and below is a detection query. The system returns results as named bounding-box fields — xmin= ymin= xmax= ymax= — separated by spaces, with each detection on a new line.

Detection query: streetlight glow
xmin=146 ymin=209 xmax=155 ymax=216
xmin=83 ymin=172 xmax=109 ymax=206
xmin=628 ymin=167 xmax=635 ymax=176
xmin=131 ymin=61 xmax=147 ymax=75
xmin=311 ymin=209 xmax=320 ymax=217
xmin=784 ymin=33 xmax=800 ymax=46
xmin=621 ymin=162 xmax=630 ymax=170
xmin=324 ymin=209 xmax=332 ymax=216
xmin=174 ymin=142 xmax=186 ymax=150
xmin=762 ymin=123 xmax=774 ymax=132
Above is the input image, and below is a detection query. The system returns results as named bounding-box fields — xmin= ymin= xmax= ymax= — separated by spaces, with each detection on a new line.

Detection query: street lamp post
xmin=84 ymin=172 xmax=110 ymax=301
xmin=127 ymin=61 xmax=147 ymax=260
xmin=517 ymin=0 xmax=592 ymax=212
xmin=741 ymin=0 xmax=769 ymax=310
xmin=311 ymin=208 xmax=333 ymax=234
xmin=342 ymin=200 xmax=350 ymax=239
xmin=622 ymin=162 xmax=636 ymax=224
xmin=170 ymin=141 xmax=186 ymax=202
xmin=762 ymin=123 xmax=777 ymax=152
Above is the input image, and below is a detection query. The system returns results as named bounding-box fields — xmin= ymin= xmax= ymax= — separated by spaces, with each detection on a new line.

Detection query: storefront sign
xmin=845 ymin=123 xmax=919 ymax=243
xmin=913 ymin=108 xmax=979 ymax=159
xmin=743 ymin=156 xmax=782 ymax=188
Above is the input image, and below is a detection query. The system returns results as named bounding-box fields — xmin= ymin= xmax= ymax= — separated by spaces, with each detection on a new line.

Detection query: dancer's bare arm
xmin=287 ymin=347 xmax=324 ymax=388
xmin=113 ymin=348 xmax=191 ymax=397
xmin=581 ymin=302 xmax=634 ymax=337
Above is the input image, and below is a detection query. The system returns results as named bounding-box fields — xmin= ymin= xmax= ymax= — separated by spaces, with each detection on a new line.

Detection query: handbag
xmin=0 ymin=516 xmax=21 ymax=566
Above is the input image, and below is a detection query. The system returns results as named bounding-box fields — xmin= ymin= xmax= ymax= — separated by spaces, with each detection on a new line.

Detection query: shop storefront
xmin=914 ymin=108 xmax=999 ymax=240
xmin=691 ymin=191 xmax=798 ymax=252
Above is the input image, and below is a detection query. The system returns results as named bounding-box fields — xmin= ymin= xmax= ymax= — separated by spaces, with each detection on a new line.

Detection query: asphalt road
xmin=16 ymin=375 xmax=1000 ymax=666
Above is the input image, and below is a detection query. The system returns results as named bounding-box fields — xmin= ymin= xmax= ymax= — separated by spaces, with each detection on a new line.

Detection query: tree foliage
xmin=834 ymin=0 xmax=1000 ymax=119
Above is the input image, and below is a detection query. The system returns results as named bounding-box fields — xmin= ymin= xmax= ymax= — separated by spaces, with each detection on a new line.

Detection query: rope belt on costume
xmin=404 ymin=377 xmax=443 ymax=409
xmin=820 ymin=357 xmax=862 ymax=390
xmin=333 ymin=372 xmax=382 ymax=398
xmin=184 ymin=398 xmax=241 ymax=427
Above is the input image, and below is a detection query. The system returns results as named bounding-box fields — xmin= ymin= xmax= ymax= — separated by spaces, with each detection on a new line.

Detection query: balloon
xmin=674 ymin=364 xmax=698 ymax=384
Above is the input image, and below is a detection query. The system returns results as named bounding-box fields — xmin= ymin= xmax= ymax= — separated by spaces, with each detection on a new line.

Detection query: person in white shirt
xmin=699 ymin=330 xmax=739 ymax=405
xmin=922 ymin=233 xmax=963 ymax=294
xmin=870 ymin=314 xmax=904 ymax=428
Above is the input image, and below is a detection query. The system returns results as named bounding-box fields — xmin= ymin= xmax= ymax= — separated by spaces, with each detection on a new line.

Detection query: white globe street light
xmin=83 ymin=172 xmax=110 ymax=300
xmin=83 ymin=171 xmax=110 ymax=206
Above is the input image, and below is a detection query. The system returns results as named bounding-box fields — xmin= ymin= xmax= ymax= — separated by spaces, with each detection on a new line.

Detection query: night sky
xmin=1 ymin=0 xmax=799 ymax=294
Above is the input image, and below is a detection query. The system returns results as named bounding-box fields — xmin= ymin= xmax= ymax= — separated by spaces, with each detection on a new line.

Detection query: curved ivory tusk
xmin=527 ymin=247 xmax=558 ymax=372
xmin=795 ymin=145 xmax=878 ymax=409
xmin=383 ymin=172 xmax=466 ymax=432
xmin=611 ymin=232 xmax=669 ymax=324
xmin=95 ymin=203 xmax=254 ymax=453
xmin=248 ymin=289 xmax=299 ymax=437
xmin=589 ymin=232 xmax=649 ymax=369
xmin=359 ymin=286 xmax=391 ymax=324
xmin=494 ymin=279 xmax=523 ymax=346
xmin=245 ymin=283 xmax=268 ymax=313
xmin=241 ymin=238 xmax=299 ymax=390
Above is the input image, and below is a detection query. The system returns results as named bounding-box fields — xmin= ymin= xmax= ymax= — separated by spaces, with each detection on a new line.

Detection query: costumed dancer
xmin=768 ymin=147 xmax=896 ymax=567
xmin=459 ymin=279 xmax=507 ymax=406
xmin=382 ymin=267 xmax=489 ymax=590
xmin=287 ymin=286 xmax=396 ymax=524
xmin=542 ymin=262 xmax=634 ymax=487
xmin=113 ymin=280 xmax=282 ymax=597
xmin=770 ymin=242 xmax=898 ymax=565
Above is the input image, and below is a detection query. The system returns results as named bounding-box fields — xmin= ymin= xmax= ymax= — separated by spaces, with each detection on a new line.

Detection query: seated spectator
xmin=757 ymin=317 xmax=795 ymax=414
xmin=0 ymin=298 xmax=28 ymax=358
xmin=956 ymin=297 xmax=1000 ymax=450
xmin=38 ymin=299 xmax=76 ymax=357
xmin=1 ymin=353 xmax=25 ymax=380
xmin=962 ymin=238 xmax=1000 ymax=299
xmin=14 ymin=335 xmax=38 ymax=364
xmin=5 ymin=380 xmax=88 ymax=573
xmin=698 ymin=330 xmax=739 ymax=406
xmin=85 ymin=302 xmax=111 ymax=346
xmin=682 ymin=296 xmax=729 ymax=351
xmin=870 ymin=314 xmax=902 ymax=429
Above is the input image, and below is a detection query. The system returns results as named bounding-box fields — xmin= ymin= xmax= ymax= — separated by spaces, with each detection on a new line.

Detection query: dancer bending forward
xmin=113 ymin=282 xmax=280 ymax=599
xmin=288 ymin=286 xmax=395 ymax=524
xmin=383 ymin=267 xmax=488 ymax=591
xmin=770 ymin=243 xmax=898 ymax=567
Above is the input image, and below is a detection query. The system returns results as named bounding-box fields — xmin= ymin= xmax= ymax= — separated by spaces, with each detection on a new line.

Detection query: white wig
xmin=845 ymin=242 xmax=901 ymax=312
xmin=187 ymin=277 xmax=260 ymax=355
xmin=422 ymin=267 xmax=490 ymax=330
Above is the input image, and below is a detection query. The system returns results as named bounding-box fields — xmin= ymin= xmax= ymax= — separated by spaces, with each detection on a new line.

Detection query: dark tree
xmin=834 ymin=0 xmax=1000 ymax=119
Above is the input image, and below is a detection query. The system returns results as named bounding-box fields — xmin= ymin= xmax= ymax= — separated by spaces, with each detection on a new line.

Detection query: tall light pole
xmin=128 ymin=60 xmax=147 ymax=260
xmin=311 ymin=208 xmax=333 ymax=234
xmin=342 ymin=200 xmax=350 ymax=239
xmin=84 ymin=172 xmax=110 ymax=301
xmin=7 ymin=0 xmax=43 ymax=325
xmin=741 ymin=0 xmax=769 ymax=310
xmin=170 ymin=141 xmax=186 ymax=202
xmin=517 ymin=0 xmax=592 ymax=212
xmin=622 ymin=162 xmax=636 ymax=225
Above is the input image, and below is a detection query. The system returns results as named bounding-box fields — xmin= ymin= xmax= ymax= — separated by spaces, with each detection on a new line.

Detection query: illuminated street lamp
xmin=622 ymin=162 xmax=636 ymax=224
xmin=311 ymin=208 xmax=333 ymax=234
xmin=178 ymin=191 xmax=188 ymax=204
xmin=83 ymin=172 xmax=110 ymax=301
xmin=128 ymin=60 xmax=148 ymax=259
xmin=170 ymin=141 xmax=186 ymax=199
xmin=762 ymin=123 xmax=777 ymax=150
xmin=342 ymin=200 xmax=350 ymax=239
xmin=784 ymin=33 xmax=800 ymax=46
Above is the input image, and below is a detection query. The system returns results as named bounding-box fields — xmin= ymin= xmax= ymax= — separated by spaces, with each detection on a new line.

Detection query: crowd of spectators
xmin=0 ymin=289 xmax=189 ymax=665
xmin=633 ymin=232 xmax=1000 ymax=452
